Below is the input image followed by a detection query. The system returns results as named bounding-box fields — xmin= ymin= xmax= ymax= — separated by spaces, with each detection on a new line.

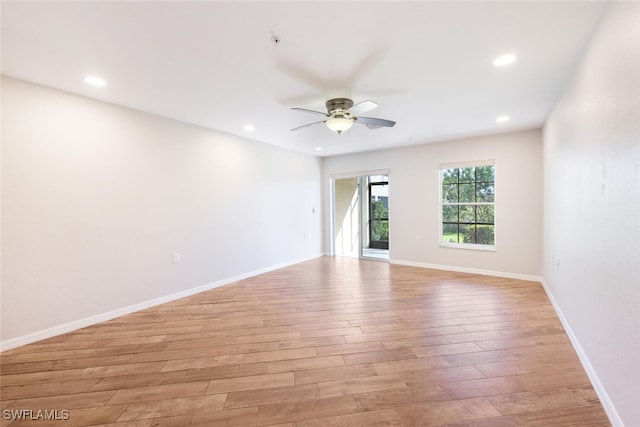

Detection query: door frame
xmin=330 ymin=169 xmax=390 ymax=259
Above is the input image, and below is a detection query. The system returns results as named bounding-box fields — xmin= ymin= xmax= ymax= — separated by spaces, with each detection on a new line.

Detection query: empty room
xmin=1 ymin=1 xmax=638 ymax=426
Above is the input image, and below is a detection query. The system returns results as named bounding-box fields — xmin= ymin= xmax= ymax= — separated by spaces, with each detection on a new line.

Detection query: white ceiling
xmin=1 ymin=1 xmax=607 ymax=157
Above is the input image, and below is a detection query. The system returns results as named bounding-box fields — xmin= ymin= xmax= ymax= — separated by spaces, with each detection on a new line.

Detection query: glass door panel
xmin=369 ymin=181 xmax=389 ymax=249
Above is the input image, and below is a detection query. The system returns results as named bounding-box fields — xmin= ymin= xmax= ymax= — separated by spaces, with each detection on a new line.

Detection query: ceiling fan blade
xmin=291 ymin=120 xmax=326 ymax=131
xmin=291 ymin=107 xmax=328 ymax=116
xmin=355 ymin=116 xmax=396 ymax=128
xmin=349 ymin=100 xmax=378 ymax=116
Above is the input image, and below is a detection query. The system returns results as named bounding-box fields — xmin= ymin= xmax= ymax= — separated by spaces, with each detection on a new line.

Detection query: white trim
xmin=439 ymin=242 xmax=496 ymax=251
xmin=389 ymin=258 xmax=541 ymax=282
xmin=539 ymin=279 xmax=623 ymax=427
xmin=0 ymin=254 xmax=322 ymax=352
xmin=329 ymin=177 xmax=336 ymax=256
xmin=329 ymin=169 xmax=390 ymax=180
xmin=439 ymin=159 xmax=496 ymax=170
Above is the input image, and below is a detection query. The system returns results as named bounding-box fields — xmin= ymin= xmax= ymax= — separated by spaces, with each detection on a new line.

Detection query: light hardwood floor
xmin=1 ymin=257 xmax=609 ymax=426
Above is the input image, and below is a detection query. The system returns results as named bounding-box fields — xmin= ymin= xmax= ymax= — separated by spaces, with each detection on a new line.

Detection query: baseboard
xmin=0 ymin=254 xmax=322 ymax=352
xmin=389 ymin=258 xmax=542 ymax=282
xmin=539 ymin=279 xmax=623 ymax=427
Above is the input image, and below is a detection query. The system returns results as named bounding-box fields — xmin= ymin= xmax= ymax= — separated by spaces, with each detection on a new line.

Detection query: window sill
xmin=440 ymin=243 xmax=496 ymax=252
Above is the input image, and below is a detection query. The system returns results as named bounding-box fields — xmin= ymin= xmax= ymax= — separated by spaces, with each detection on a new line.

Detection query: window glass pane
xmin=371 ymin=220 xmax=389 ymax=241
xmin=460 ymin=224 xmax=475 ymax=243
xmin=442 ymin=169 xmax=459 ymax=184
xmin=476 ymin=225 xmax=495 ymax=245
xmin=476 ymin=182 xmax=495 ymax=202
xmin=476 ymin=205 xmax=494 ymax=224
xmin=459 ymin=183 xmax=475 ymax=203
xmin=460 ymin=167 xmax=475 ymax=183
xmin=443 ymin=184 xmax=458 ymax=203
xmin=442 ymin=205 xmax=458 ymax=222
xmin=371 ymin=200 xmax=388 ymax=219
xmin=476 ymin=166 xmax=494 ymax=182
xmin=442 ymin=224 xmax=459 ymax=243
xmin=459 ymin=205 xmax=475 ymax=223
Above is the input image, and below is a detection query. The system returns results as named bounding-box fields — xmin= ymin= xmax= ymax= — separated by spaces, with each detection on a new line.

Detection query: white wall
xmin=1 ymin=77 xmax=322 ymax=347
xmin=323 ymin=129 xmax=542 ymax=279
xmin=542 ymin=3 xmax=640 ymax=425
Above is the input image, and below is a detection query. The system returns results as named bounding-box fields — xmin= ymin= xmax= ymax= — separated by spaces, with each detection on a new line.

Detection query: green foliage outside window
xmin=371 ymin=200 xmax=389 ymax=241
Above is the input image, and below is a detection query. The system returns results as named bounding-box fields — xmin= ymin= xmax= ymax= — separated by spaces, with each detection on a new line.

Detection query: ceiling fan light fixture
xmin=325 ymin=117 xmax=353 ymax=134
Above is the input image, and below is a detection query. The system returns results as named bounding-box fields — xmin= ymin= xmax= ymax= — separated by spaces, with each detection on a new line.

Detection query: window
xmin=440 ymin=162 xmax=495 ymax=249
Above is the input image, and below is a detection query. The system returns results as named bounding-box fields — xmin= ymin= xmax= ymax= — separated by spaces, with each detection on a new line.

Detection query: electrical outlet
xmin=173 ymin=253 xmax=181 ymax=263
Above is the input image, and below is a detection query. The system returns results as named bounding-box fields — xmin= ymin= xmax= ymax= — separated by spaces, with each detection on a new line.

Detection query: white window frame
xmin=439 ymin=160 xmax=496 ymax=251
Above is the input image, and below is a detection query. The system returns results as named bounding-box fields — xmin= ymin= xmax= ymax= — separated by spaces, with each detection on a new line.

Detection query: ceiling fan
xmin=291 ymin=98 xmax=396 ymax=135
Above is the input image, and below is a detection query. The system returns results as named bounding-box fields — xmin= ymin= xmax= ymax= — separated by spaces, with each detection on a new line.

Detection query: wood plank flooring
xmin=0 ymin=257 xmax=610 ymax=426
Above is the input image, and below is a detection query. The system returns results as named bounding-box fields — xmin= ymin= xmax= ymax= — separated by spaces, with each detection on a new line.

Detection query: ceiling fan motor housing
xmin=326 ymin=98 xmax=354 ymax=118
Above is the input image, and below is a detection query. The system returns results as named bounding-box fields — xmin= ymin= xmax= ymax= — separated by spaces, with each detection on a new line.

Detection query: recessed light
xmin=496 ymin=115 xmax=510 ymax=123
xmin=315 ymin=147 xmax=323 ymax=151
xmin=493 ymin=54 xmax=517 ymax=67
xmin=243 ymin=124 xmax=255 ymax=132
xmin=84 ymin=76 xmax=107 ymax=87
